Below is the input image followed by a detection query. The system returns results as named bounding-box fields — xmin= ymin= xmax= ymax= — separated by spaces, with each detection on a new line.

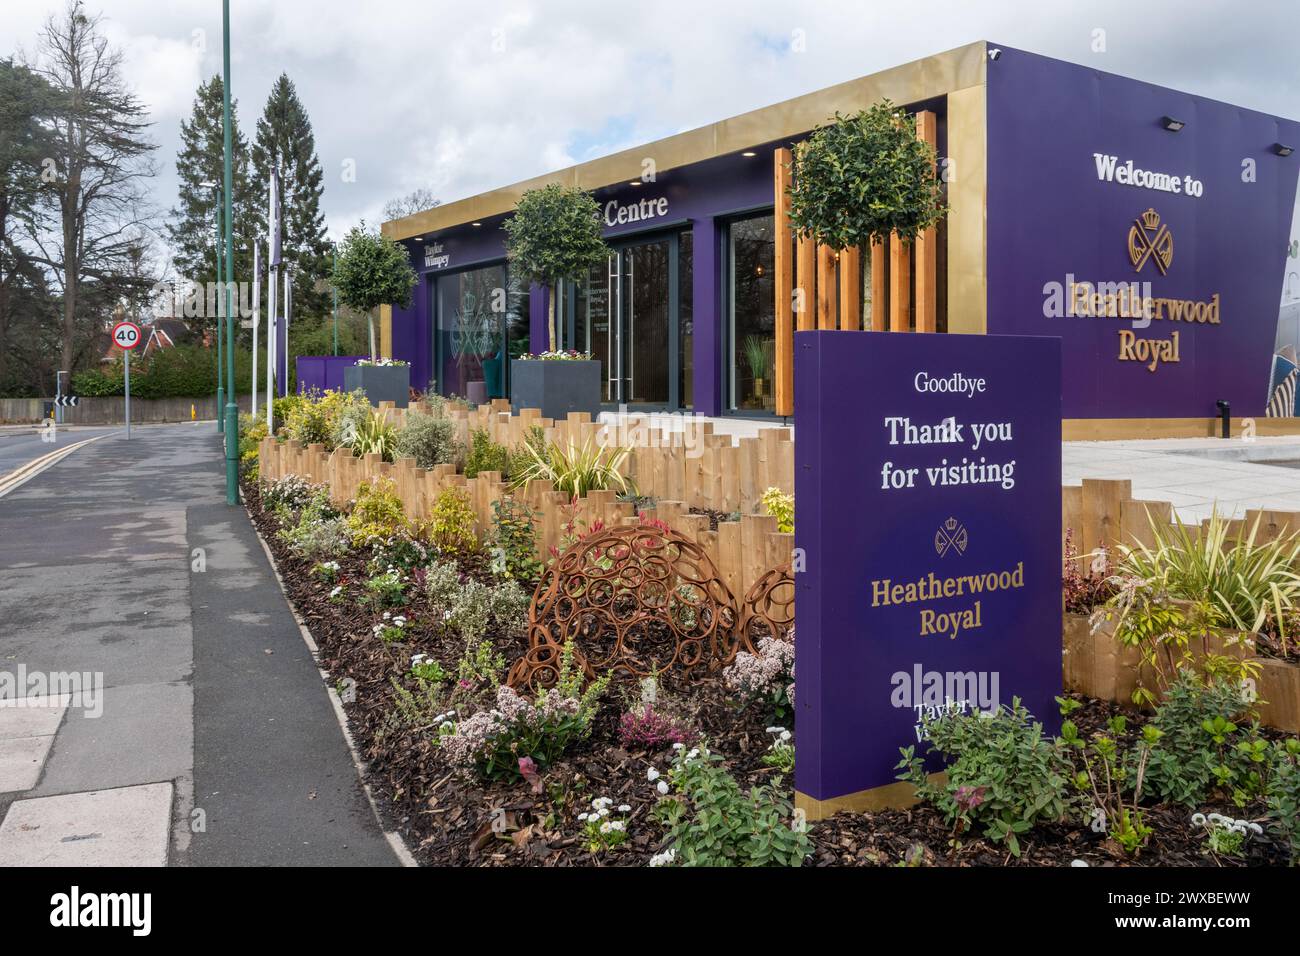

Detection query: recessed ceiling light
xmin=742 ymin=151 xmax=756 ymax=157
xmin=471 ymin=221 xmax=482 ymax=227
xmin=629 ymin=180 xmax=642 ymax=186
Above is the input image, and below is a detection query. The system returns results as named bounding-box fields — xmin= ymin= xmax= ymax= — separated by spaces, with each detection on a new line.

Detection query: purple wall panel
xmin=986 ymin=45 xmax=1300 ymax=418
xmin=295 ymin=355 xmax=366 ymax=394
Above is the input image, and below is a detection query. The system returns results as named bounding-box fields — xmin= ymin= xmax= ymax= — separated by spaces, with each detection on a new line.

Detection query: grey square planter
xmin=510 ymin=359 xmax=602 ymax=421
xmin=343 ymin=364 xmax=410 ymax=408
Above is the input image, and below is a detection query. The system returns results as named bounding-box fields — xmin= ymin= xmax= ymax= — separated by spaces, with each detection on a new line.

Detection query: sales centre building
xmin=380 ymin=41 xmax=1300 ymax=438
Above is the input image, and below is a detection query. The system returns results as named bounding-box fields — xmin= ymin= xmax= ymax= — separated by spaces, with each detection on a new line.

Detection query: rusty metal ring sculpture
xmin=736 ymin=564 xmax=795 ymax=653
xmin=507 ymin=525 xmax=739 ymax=692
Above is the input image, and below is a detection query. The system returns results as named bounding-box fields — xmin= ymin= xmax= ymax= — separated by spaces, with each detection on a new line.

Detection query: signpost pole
xmin=124 ymin=350 xmax=131 ymax=441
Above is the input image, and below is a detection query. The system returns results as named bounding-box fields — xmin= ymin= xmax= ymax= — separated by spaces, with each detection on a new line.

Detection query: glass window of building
xmin=435 ymin=263 xmax=505 ymax=401
xmin=727 ymin=215 xmax=776 ymax=413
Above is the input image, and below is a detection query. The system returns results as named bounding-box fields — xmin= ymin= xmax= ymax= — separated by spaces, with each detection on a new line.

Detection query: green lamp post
xmin=221 ymin=0 xmax=238 ymax=504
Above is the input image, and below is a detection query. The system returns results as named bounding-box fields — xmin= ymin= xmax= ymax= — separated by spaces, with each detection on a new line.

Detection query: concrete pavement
xmin=0 ymin=422 xmax=400 ymax=866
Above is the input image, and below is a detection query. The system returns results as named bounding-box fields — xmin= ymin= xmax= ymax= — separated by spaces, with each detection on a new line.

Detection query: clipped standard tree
xmin=502 ymin=183 xmax=607 ymax=352
xmin=786 ymin=101 xmax=946 ymax=251
xmin=333 ymin=222 xmax=417 ymax=360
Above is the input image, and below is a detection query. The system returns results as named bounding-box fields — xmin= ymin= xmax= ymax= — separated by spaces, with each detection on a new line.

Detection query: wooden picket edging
xmin=1062 ymin=478 xmax=1300 ymax=733
xmin=258 ymin=404 xmax=1300 ymax=731
xmin=257 ymin=400 xmax=795 ymax=602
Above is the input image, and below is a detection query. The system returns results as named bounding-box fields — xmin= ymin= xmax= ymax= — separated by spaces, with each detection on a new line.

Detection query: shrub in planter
xmin=896 ymin=697 xmax=1072 ymax=857
xmin=1142 ymin=669 xmax=1267 ymax=807
xmin=513 ymin=435 xmax=634 ymax=497
xmin=346 ymin=478 xmax=409 ymax=546
xmin=490 ymin=496 xmax=543 ymax=582
xmin=464 ymin=427 xmax=510 ymax=478
xmin=338 ymin=407 xmax=399 ymax=461
xmin=424 ymin=487 xmax=478 ymax=556
xmin=284 ymin=388 xmax=368 ymax=448
xmin=760 ymin=487 xmax=794 ymax=535
xmin=393 ymin=409 xmax=459 ymax=468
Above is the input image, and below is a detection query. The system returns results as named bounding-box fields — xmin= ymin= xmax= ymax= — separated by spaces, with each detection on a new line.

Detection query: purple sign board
xmin=794 ymin=330 xmax=1062 ymax=809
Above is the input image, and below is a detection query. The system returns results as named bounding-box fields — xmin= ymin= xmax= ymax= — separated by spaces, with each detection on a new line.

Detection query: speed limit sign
xmin=111 ymin=320 xmax=141 ymax=350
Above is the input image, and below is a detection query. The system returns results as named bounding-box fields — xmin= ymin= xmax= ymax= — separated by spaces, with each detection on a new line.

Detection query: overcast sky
xmin=2 ymin=0 xmax=1297 ymax=258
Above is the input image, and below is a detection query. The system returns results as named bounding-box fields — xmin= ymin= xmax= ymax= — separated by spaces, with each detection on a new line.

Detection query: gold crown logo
xmin=944 ymin=517 xmax=959 ymax=532
xmin=1140 ymin=208 xmax=1161 ymax=230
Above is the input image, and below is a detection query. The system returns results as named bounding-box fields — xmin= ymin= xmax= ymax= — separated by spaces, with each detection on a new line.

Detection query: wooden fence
xmin=1061 ymin=478 xmax=1300 ymax=733
xmin=258 ymin=400 xmax=796 ymax=602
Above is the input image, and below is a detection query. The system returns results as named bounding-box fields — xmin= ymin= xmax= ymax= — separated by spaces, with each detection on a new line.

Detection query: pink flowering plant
xmin=723 ymin=634 xmax=795 ymax=721
xmin=439 ymin=642 xmax=609 ymax=781
xmin=618 ymin=703 xmax=697 ymax=751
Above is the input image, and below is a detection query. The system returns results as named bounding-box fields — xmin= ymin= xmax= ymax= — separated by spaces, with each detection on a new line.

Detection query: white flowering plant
xmin=372 ymin=610 xmax=408 ymax=643
xmin=311 ymin=560 xmax=341 ymax=582
xmin=723 ymin=635 xmax=795 ymax=721
xmin=762 ymin=726 xmax=795 ymax=773
xmin=577 ymin=797 xmax=631 ymax=852
xmin=517 ymin=350 xmax=593 ymax=361
xmin=440 ymin=643 xmax=609 ymax=781
xmin=353 ymin=357 xmax=408 ymax=367
xmin=648 ymin=744 xmax=810 ymax=867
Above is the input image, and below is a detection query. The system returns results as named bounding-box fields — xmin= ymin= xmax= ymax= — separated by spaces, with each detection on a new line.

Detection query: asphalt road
xmin=0 ymin=424 xmax=122 ymax=475
xmin=0 ymin=423 xmax=400 ymax=865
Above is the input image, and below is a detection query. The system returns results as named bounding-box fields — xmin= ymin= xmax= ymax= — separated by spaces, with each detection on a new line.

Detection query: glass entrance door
xmin=618 ymin=238 xmax=670 ymax=405
xmin=570 ymin=234 xmax=683 ymax=408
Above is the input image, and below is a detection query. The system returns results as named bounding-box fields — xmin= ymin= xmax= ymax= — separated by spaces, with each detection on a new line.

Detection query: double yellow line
xmin=0 ymin=434 xmax=111 ymax=498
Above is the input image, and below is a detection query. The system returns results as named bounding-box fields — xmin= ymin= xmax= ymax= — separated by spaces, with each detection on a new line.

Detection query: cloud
xmin=1 ymin=0 xmax=1296 ymax=261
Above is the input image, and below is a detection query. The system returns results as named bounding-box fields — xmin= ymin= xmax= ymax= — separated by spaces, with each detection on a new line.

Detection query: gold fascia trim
xmin=1064 ymin=417 xmax=1300 ymax=441
xmin=945 ymin=83 xmax=987 ymax=335
xmin=383 ymin=42 xmax=989 ymax=241
xmin=796 ymin=773 xmax=945 ymax=822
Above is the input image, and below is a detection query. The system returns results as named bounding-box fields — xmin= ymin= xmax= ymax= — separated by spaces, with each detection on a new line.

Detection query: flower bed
xmin=245 ymin=474 xmax=1300 ymax=867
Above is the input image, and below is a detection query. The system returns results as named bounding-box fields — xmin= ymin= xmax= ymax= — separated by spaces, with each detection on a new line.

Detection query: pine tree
xmin=251 ymin=73 xmax=330 ymax=317
xmin=0 ymin=58 xmax=57 ymax=392
xmin=167 ymin=74 xmax=256 ymax=337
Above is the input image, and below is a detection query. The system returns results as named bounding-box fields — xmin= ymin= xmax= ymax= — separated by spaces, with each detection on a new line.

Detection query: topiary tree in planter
xmin=333 ymin=222 xmax=418 ymax=361
xmin=502 ymin=183 xmax=608 ymax=351
xmin=786 ymin=101 xmax=946 ymax=250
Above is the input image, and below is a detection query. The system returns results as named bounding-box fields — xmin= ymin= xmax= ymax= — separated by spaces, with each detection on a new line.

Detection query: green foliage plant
xmin=490 ymin=495 xmax=543 ymax=582
xmin=651 ymin=744 xmax=810 ymax=867
xmin=786 ymin=101 xmax=946 ymax=251
xmin=333 ymin=222 xmax=418 ymax=361
xmin=425 ymin=487 xmax=478 ymax=556
xmin=503 ymin=183 xmax=609 ymax=351
xmin=463 ymin=427 xmax=511 ymax=478
xmin=896 ymin=697 xmax=1071 ymax=857
xmin=394 ymin=409 xmax=459 ymax=468
xmin=761 ymin=487 xmax=794 ymax=534
xmin=513 ymin=435 xmax=634 ymax=497
xmin=346 ymin=478 xmax=409 ymax=547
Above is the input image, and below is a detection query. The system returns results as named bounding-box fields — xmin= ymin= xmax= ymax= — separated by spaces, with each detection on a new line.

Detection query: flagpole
xmin=251 ymin=242 xmax=261 ymax=418
xmin=221 ymin=0 xmax=238 ymax=506
xmin=266 ymin=167 xmax=279 ymax=433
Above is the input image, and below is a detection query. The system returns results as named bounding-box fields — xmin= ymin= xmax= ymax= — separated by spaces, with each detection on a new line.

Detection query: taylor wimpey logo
xmin=50 ymin=886 xmax=151 ymax=936
xmin=1128 ymin=208 xmax=1174 ymax=275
